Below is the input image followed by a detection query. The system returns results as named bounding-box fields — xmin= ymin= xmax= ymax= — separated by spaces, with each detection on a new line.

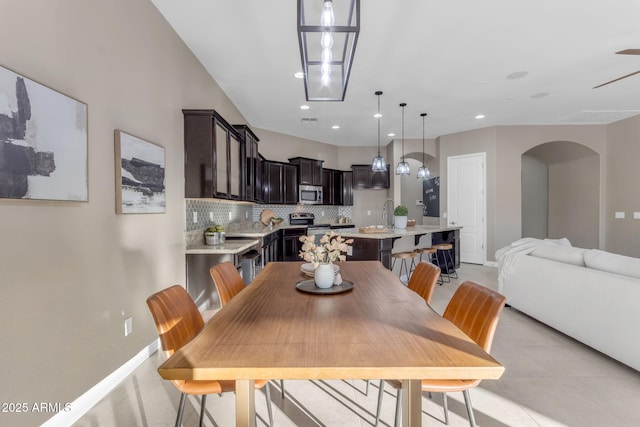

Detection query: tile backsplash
xmin=185 ymin=199 xmax=352 ymax=231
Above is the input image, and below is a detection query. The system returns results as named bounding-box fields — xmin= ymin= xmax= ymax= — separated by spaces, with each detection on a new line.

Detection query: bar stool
xmin=414 ymin=247 xmax=443 ymax=285
xmin=433 ymin=243 xmax=458 ymax=283
xmin=391 ymin=252 xmax=417 ymax=284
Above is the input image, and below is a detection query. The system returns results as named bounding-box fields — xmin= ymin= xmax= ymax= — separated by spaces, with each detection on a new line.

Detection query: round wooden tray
xmin=260 ymin=209 xmax=275 ymax=225
xmin=295 ymin=279 xmax=354 ymax=295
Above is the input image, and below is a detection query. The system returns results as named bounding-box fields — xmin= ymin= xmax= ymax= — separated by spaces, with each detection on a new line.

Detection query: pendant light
xmin=371 ymin=90 xmax=387 ymax=171
xmin=395 ymin=102 xmax=410 ymax=175
xmin=417 ymin=113 xmax=430 ymax=179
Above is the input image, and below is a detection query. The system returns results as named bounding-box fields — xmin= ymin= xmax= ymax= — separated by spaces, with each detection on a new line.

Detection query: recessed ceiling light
xmin=506 ymin=71 xmax=528 ymax=80
xmin=531 ymin=92 xmax=549 ymax=99
xmin=387 ymin=132 xmax=395 ymax=137
xmin=373 ymin=113 xmax=382 ymax=118
xmin=294 ymin=72 xmax=304 ymax=79
xmin=475 ymin=114 xmax=485 ymax=119
xmin=332 ymin=125 xmax=340 ymax=129
xmin=300 ymin=105 xmax=310 ymax=110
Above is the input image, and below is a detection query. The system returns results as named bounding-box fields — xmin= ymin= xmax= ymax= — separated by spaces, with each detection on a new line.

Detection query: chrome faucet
xmin=381 ymin=198 xmax=394 ymax=226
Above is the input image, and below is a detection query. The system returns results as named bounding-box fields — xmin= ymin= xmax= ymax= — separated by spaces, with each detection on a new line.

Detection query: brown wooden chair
xmin=209 ymin=262 xmax=287 ymax=399
xmin=375 ymin=281 xmax=506 ymax=427
xmin=209 ymin=261 xmax=246 ymax=306
xmin=146 ymin=285 xmax=273 ymax=427
xmin=407 ymin=261 xmax=441 ymax=305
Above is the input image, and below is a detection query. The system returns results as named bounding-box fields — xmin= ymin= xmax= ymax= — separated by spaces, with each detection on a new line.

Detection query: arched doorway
xmin=521 ymin=141 xmax=600 ymax=248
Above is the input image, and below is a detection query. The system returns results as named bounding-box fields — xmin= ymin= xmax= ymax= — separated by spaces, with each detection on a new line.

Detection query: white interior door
xmin=447 ymin=153 xmax=486 ymax=264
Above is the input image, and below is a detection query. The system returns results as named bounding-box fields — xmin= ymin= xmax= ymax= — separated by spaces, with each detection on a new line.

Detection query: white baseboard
xmin=484 ymin=261 xmax=498 ymax=267
xmin=41 ymin=339 xmax=160 ymax=427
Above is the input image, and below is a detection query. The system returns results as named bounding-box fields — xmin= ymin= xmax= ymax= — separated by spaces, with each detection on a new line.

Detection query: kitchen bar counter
xmin=186 ymin=239 xmax=259 ymax=254
xmin=223 ymin=221 xmax=459 ymax=239
xmin=339 ymin=224 xmax=461 ymax=239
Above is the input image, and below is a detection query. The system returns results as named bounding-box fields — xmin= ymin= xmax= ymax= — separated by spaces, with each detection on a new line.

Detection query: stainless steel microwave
xmin=299 ymin=185 xmax=323 ymax=205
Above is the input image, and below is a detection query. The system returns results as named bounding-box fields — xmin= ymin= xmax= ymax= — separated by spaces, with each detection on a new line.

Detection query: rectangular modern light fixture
xmin=297 ymin=0 xmax=360 ymax=101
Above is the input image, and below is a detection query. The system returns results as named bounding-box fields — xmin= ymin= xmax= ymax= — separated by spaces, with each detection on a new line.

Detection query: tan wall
xmin=254 ymin=128 xmax=340 ymax=168
xmin=439 ymin=125 xmax=608 ymax=261
xmin=548 ymin=155 xmax=600 ymax=248
xmin=439 ymin=127 xmax=498 ymax=259
xmin=495 ymin=126 xmax=606 ymax=255
xmin=0 ymin=0 xmax=245 ymax=424
xmin=521 ymin=155 xmax=549 ymax=239
xmin=605 ymin=115 xmax=640 ymax=257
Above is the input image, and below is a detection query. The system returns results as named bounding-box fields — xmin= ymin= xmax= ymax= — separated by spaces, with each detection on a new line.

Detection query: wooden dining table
xmin=158 ymin=261 xmax=504 ymax=426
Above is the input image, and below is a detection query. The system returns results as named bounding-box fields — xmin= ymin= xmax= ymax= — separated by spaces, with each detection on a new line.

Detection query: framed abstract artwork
xmin=114 ymin=130 xmax=165 ymax=214
xmin=0 ymin=64 xmax=88 ymax=201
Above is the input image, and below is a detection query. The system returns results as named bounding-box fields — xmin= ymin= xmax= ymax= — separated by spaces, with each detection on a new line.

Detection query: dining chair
xmin=146 ymin=285 xmax=274 ymax=427
xmin=208 ymin=261 xmax=246 ymax=306
xmin=364 ymin=261 xmax=442 ymax=397
xmin=209 ymin=262 xmax=287 ymax=399
xmin=407 ymin=261 xmax=441 ymax=305
xmin=375 ymin=281 xmax=506 ymax=427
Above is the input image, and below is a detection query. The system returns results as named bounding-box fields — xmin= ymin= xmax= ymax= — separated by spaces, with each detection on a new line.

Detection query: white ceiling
xmin=151 ymin=0 xmax=640 ymax=147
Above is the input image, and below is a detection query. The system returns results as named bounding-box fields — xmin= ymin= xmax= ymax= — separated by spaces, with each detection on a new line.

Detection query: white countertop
xmin=186 ymin=239 xmax=259 ymax=254
xmin=337 ymin=225 xmax=462 ymax=239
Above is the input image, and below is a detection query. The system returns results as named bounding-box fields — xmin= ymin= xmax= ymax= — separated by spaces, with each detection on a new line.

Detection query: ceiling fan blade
xmin=593 ymin=69 xmax=640 ymax=89
xmin=617 ymin=49 xmax=640 ymax=55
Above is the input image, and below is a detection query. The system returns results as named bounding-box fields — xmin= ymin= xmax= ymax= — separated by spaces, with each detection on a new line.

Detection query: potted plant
xmin=393 ymin=205 xmax=409 ymax=229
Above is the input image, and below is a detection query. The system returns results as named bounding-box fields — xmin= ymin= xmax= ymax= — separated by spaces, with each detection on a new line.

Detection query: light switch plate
xmin=615 ymin=211 xmax=625 ymax=219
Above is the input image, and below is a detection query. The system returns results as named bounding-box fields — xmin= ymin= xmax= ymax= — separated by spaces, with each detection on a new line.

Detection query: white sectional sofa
xmin=496 ymin=238 xmax=640 ymax=371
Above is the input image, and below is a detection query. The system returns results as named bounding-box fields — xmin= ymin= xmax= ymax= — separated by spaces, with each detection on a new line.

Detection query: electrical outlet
xmin=124 ymin=317 xmax=133 ymax=336
xmin=245 ymin=211 xmax=249 ymax=219
xmin=209 ymin=212 xmax=214 ymax=221
xmin=634 ymin=212 xmax=640 ymax=219
xmin=321 ymin=211 xmax=325 ymax=216
xmin=193 ymin=212 xmax=198 ymax=223
xmin=228 ymin=212 xmax=233 ymax=220
xmin=367 ymin=210 xmax=371 ymax=216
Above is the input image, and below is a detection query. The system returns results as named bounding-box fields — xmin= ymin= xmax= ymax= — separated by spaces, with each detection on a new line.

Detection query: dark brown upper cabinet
xmin=288 ymin=157 xmax=324 ymax=186
xmin=234 ymin=125 xmax=261 ymax=203
xmin=351 ymin=164 xmax=390 ymax=189
xmin=342 ymin=171 xmax=353 ymax=206
xmin=322 ymin=168 xmax=343 ymax=205
xmin=183 ymin=109 xmax=243 ymax=199
xmin=263 ymin=161 xmax=298 ymax=204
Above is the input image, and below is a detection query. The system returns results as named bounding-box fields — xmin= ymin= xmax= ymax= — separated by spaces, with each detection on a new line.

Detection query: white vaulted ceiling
xmin=151 ymin=0 xmax=640 ymax=146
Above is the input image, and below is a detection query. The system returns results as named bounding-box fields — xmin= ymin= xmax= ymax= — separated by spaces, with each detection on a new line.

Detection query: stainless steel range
xmin=289 ymin=212 xmax=331 ymax=242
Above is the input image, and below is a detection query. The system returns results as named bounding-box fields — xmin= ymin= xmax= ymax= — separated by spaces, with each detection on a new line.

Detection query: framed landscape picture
xmin=0 ymin=64 xmax=88 ymax=201
xmin=114 ymin=130 xmax=165 ymax=214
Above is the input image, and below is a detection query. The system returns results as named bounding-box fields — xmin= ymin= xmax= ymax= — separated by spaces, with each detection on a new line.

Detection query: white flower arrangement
xmin=299 ymin=231 xmax=354 ymax=268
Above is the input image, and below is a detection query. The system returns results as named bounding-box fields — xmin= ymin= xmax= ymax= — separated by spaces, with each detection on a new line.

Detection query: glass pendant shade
xmin=417 ymin=112 xmax=429 ymax=179
xmin=396 ymin=102 xmax=410 ymax=175
xmin=396 ymin=161 xmax=410 ymax=175
xmin=371 ymin=90 xmax=386 ymax=171
xmin=372 ymin=155 xmax=387 ymax=172
xmin=417 ymin=166 xmax=430 ymax=179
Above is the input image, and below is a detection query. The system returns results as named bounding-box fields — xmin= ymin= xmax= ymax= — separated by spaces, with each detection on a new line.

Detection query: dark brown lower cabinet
xmin=281 ymin=227 xmax=307 ymax=261
xmin=347 ymin=237 xmax=394 ymax=269
xmin=262 ymin=231 xmax=280 ymax=265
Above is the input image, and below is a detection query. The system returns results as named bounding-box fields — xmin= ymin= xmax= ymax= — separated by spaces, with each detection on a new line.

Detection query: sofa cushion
xmin=584 ymin=249 xmax=640 ymax=279
xmin=530 ymin=245 xmax=586 ymax=266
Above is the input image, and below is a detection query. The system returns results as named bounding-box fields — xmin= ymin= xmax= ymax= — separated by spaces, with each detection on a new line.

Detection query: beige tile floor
xmin=74 ymin=264 xmax=640 ymax=427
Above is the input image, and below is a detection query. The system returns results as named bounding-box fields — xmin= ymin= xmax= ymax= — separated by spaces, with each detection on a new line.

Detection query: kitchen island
xmin=340 ymin=224 xmax=462 ymax=271
xmin=215 ymin=222 xmax=461 ymax=272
